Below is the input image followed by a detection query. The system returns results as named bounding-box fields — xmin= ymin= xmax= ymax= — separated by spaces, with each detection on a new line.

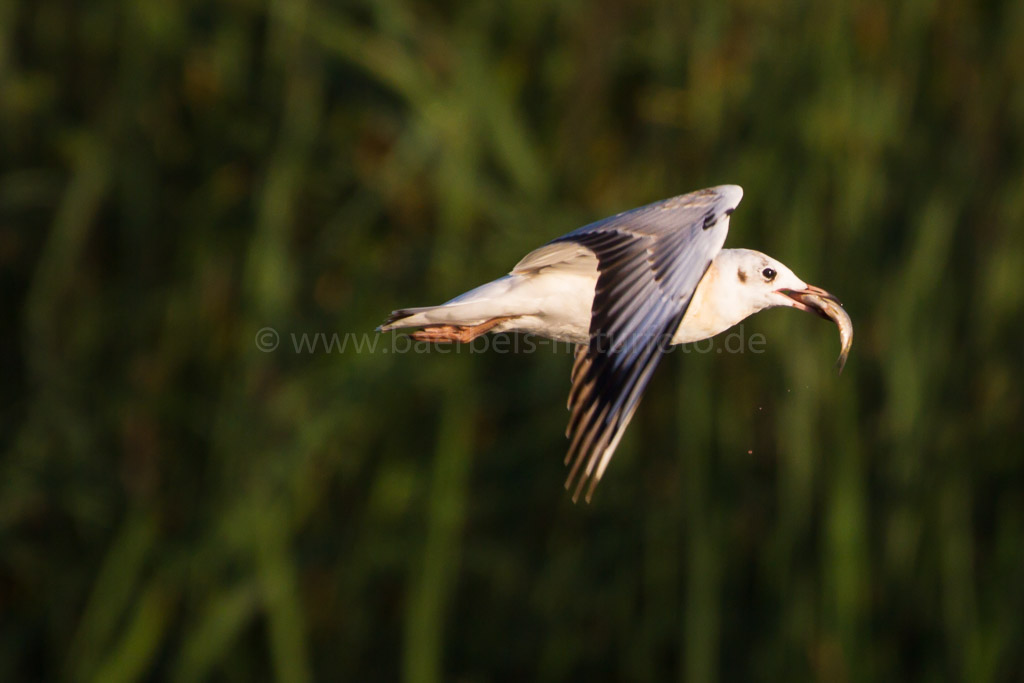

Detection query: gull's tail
xmin=376 ymin=275 xmax=521 ymax=332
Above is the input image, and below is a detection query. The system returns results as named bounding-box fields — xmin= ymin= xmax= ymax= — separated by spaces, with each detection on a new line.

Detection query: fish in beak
xmin=779 ymin=285 xmax=854 ymax=373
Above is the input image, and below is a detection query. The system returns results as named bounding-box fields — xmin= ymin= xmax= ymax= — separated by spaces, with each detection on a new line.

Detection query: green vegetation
xmin=3 ymin=0 xmax=1023 ymax=680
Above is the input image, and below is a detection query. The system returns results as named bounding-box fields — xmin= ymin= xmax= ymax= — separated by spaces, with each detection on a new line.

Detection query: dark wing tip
xmin=562 ymin=325 xmax=677 ymax=503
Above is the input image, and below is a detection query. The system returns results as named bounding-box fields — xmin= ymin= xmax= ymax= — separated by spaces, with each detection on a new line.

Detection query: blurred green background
xmin=3 ymin=0 xmax=1024 ymax=680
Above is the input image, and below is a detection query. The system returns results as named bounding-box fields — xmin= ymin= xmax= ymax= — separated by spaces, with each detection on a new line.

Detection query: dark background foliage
xmin=3 ymin=0 xmax=1023 ymax=681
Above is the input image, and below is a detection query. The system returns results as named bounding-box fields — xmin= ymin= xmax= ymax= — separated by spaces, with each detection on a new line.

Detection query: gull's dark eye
xmin=761 ymin=267 xmax=777 ymax=281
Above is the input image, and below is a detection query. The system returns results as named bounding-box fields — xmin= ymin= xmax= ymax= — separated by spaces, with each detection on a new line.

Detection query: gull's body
xmin=381 ymin=248 xmax=786 ymax=346
xmin=380 ymin=185 xmax=852 ymax=501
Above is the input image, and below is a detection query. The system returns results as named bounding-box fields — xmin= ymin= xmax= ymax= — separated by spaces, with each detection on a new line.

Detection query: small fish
xmin=782 ymin=288 xmax=854 ymax=373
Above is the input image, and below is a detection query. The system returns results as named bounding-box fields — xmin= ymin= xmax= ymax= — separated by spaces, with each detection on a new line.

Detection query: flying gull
xmin=379 ymin=185 xmax=853 ymax=502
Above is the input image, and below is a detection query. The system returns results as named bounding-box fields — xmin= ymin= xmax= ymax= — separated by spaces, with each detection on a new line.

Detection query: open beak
xmin=777 ymin=285 xmax=854 ymax=373
xmin=779 ymin=285 xmax=842 ymax=320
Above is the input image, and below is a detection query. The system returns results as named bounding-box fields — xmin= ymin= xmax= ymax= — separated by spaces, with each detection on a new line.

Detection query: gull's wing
xmin=555 ymin=185 xmax=743 ymax=501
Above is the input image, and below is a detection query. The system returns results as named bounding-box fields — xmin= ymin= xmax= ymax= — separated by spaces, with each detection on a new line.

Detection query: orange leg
xmin=410 ymin=316 xmax=516 ymax=343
